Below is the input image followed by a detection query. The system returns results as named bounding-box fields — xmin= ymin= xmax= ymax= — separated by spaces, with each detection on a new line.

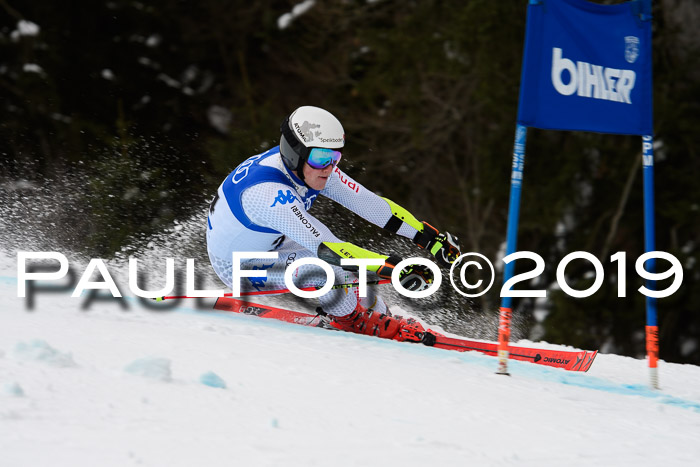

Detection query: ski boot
xmin=331 ymin=304 xmax=426 ymax=343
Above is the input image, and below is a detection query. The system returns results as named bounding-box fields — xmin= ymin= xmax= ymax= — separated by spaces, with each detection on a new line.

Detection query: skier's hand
xmin=414 ymin=222 xmax=461 ymax=267
xmin=429 ymin=231 xmax=461 ymax=267
xmin=376 ymin=256 xmax=434 ymax=292
xmin=398 ymin=264 xmax=434 ymax=292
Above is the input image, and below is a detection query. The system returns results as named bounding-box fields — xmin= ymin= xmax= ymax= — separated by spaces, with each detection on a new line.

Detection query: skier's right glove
xmin=413 ymin=222 xmax=461 ymax=267
xmin=376 ymin=255 xmax=435 ymax=292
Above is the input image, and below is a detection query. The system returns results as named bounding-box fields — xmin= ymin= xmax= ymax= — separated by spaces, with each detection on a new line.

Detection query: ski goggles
xmin=306 ymin=148 xmax=342 ymax=170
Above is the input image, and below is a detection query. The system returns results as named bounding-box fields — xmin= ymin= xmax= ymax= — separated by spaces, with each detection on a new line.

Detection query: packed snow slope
xmin=1 ymin=250 xmax=700 ymax=467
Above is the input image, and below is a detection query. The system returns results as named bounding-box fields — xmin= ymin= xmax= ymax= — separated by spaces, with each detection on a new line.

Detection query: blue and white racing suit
xmin=206 ymin=146 xmax=423 ymax=317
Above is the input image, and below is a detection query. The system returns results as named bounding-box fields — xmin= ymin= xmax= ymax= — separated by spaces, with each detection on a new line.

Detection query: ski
xmin=422 ymin=334 xmax=597 ymax=372
xmin=213 ymin=297 xmax=597 ymax=372
xmin=214 ymin=297 xmax=337 ymax=329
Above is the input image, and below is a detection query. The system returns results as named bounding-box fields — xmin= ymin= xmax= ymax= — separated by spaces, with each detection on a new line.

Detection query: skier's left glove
xmin=398 ymin=264 xmax=434 ymax=292
xmin=376 ymin=255 xmax=435 ymax=292
xmin=413 ymin=222 xmax=461 ymax=267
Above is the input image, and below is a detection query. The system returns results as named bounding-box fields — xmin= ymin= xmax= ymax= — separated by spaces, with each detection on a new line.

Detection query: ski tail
xmin=214 ymin=297 xmax=335 ymax=329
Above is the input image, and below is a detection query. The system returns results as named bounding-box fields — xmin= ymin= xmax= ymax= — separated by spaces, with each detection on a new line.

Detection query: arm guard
xmin=381 ymin=197 xmax=424 ymax=234
xmin=380 ymin=198 xmax=441 ymax=249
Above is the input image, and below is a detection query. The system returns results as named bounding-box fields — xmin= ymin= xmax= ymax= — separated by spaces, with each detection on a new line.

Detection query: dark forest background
xmin=1 ymin=0 xmax=698 ymax=364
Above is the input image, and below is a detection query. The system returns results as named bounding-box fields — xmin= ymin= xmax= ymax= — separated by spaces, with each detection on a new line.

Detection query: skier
xmin=206 ymin=106 xmax=461 ymax=342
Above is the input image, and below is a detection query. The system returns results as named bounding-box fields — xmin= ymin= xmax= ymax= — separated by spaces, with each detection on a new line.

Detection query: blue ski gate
xmin=498 ymin=0 xmax=658 ymax=387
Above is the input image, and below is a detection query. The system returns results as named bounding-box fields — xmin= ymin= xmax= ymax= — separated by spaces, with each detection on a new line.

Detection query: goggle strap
xmin=280 ymin=117 xmax=310 ymax=160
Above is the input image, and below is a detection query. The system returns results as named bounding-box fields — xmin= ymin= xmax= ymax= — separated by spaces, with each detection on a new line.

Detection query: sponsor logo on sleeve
xmin=333 ymin=167 xmax=360 ymax=193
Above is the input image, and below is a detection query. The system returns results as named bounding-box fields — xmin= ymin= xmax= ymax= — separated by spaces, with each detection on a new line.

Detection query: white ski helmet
xmin=279 ymin=106 xmax=345 ymax=173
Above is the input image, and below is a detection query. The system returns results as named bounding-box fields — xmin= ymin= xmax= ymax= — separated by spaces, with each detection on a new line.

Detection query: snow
xmin=22 ymin=63 xmax=44 ymax=74
xmin=124 ymin=357 xmax=173 ymax=382
xmin=14 ymin=339 xmax=77 ymax=368
xmin=145 ymin=35 xmax=161 ymax=48
xmin=12 ymin=20 xmax=40 ymax=39
xmin=278 ymin=0 xmax=316 ymax=30
xmin=199 ymin=371 xmax=227 ymax=389
xmin=101 ymin=69 xmax=115 ymax=80
xmin=207 ymin=105 xmax=232 ymax=134
xmin=1 ymin=250 xmax=700 ymax=466
xmin=2 ymin=382 xmax=24 ymax=397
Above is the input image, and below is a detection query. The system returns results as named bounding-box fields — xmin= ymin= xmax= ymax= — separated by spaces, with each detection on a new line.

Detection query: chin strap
xmin=296 ymin=161 xmax=306 ymax=183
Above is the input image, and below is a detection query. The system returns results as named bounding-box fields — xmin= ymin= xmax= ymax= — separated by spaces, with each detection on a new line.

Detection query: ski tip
xmin=582 ymin=350 xmax=598 ymax=372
